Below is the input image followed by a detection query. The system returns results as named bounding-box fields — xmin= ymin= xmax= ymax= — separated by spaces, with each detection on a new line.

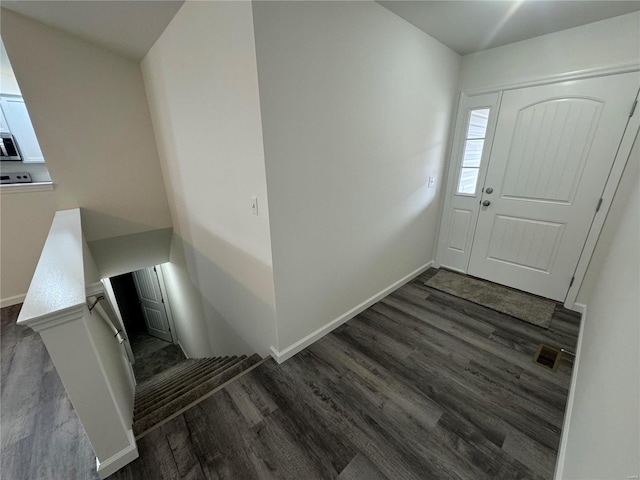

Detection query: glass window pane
xmin=466 ymin=108 xmax=490 ymax=139
xmin=457 ymin=168 xmax=479 ymax=194
xmin=462 ymin=139 xmax=484 ymax=167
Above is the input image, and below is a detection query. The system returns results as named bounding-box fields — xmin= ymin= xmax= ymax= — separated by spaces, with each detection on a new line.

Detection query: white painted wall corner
xmin=553 ymin=302 xmax=587 ymax=480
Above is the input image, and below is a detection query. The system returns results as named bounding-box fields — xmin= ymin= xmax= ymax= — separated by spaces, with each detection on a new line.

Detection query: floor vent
xmin=533 ymin=345 xmax=561 ymax=371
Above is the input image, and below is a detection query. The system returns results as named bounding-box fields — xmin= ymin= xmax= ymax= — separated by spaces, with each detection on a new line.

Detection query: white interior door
xmin=467 ymin=72 xmax=639 ymax=301
xmin=132 ymin=267 xmax=173 ymax=342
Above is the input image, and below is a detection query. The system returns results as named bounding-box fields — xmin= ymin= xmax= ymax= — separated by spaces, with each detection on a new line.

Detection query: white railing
xmin=17 ymin=208 xmax=138 ymax=478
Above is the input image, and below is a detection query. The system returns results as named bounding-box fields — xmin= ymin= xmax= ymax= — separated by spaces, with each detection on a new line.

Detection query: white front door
xmin=466 ymin=72 xmax=639 ymax=301
xmin=132 ymin=267 xmax=173 ymax=342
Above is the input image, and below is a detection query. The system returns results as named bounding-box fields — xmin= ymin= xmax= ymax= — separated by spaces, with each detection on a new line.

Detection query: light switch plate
xmin=250 ymin=196 xmax=259 ymax=215
xmin=428 ymin=176 xmax=436 ymax=188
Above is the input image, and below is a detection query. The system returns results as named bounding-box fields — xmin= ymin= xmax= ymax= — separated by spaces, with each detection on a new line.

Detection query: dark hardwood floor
xmin=1 ymin=268 xmax=580 ymax=479
xmin=1 ymin=304 xmax=99 ymax=480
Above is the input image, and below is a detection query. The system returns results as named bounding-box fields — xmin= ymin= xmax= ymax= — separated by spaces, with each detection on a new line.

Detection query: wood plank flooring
xmin=1 ymin=304 xmax=100 ymax=480
xmin=1 ymin=268 xmax=580 ymax=479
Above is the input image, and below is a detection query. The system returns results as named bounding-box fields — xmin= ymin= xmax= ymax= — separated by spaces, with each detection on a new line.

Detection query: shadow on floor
xmin=129 ymin=333 xmax=186 ymax=383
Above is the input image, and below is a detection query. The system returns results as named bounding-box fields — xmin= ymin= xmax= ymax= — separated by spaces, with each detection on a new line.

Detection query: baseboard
xmin=270 ymin=261 xmax=434 ymax=364
xmin=570 ymin=302 xmax=587 ymax=315
xmin=177 ymin=341 xmax=189 ymax=359
xmin=95 ymin=429 xmax=138 ymax=479
xmin=1 ymin=294 xmax=26 ymax=308
xmin=553 ymin=303 xmax=587 ymax=480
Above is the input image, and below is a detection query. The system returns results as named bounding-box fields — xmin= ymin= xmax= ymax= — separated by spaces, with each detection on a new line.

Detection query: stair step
xmin=134 ymin=356 xmax=244 ymax=415
xmin=135 ymin=356 xmax=239 ymax=409
xmin=136 ymin=357 xmax=228 ymax=397
xmin=136 ymin=358 xmax=207 ymax=392
xmin=133 ymin=353 xmax=263 ymax=438
xmin=136 ymin=357 xmax=229 ymax=401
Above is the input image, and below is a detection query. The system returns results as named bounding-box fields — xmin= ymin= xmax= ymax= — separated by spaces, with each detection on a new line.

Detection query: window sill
xmin=0 ymin=182 xmax=54 ymax=194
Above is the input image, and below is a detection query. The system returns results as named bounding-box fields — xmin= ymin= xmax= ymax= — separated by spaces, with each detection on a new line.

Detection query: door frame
xmin=132 ymin=266 xmax=179 ymax=344
xmin=153 ymin=265 xmax=179 ymax=345
xmin=436 ymin=64 xmax=640 ymax=310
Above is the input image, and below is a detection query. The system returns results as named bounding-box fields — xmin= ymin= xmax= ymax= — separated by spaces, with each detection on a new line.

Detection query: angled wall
xmin=0 ymin=9 xmax=172 ymax=304
xmin=141 ymin=1 xmax=277 ymax=358
xmin=252 ymin=1 xmax=461 ymax=355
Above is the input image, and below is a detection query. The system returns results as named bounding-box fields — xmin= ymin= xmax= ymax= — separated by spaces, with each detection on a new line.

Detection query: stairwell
xmin=133 ymin=353 xmax=263 ymax=438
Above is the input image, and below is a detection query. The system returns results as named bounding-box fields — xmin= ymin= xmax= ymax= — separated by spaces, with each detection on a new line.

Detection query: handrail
xmin=87 ymin=293 xmax=127 ymax=345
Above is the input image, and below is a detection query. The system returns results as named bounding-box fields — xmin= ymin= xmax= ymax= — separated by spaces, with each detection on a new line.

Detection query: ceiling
xmin=1 ymin=1 xmax=639 ymax=60
xmin=2 ymin=0 xmax=184 ymax=61
xmin=379 ymin=1 xmax=640 ymax=55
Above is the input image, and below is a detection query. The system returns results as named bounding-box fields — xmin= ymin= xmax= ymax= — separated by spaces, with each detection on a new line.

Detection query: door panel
xmin=448 ymin=209 xmax=473 ymax=253
xmin=485 ymin=215 xmax=565 ymax=273
xmin=500 ymin=98 xmax=603 ymax=204
xmin=468 ymin=72 xmax=639 ymax=301
xmin=437 ymin=92 xmax=501 ymax=272
xmin=133 ymin=267 xmax=172 ymax=342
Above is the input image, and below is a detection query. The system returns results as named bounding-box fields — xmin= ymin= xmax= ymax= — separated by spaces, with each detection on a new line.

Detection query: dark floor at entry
xmin=130 ymin=332 xmax=186 ymax=383
xmin=1 ymin=268 xmax=580 ymax=479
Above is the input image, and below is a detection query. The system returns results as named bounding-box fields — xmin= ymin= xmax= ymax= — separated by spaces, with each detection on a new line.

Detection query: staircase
xmin=133 ymin=353 xmax=263 ymax=438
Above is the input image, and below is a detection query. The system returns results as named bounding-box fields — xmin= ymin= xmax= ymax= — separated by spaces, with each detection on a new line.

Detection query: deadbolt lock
xmin=485 ymin=187 xmax=494 ymax=194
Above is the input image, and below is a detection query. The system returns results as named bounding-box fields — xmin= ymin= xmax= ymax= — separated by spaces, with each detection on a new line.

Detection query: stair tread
xmin=134 ymin=356 xmax=245 ymax=413
xmin=133 ymin=353 xmax=262 ymax=437
xmin=136 ymin=357 xmax=230 ymax=399
xmin=136 ymin=357 xmax=226 ymax=394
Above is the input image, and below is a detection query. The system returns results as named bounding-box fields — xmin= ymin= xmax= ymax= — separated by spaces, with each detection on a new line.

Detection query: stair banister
xmin=17 ymin=208 xmax=138 ymax=478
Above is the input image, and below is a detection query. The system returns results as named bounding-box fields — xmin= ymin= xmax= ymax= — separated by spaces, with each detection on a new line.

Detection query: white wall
xmin=141 ymin=1 xmax=277 ymax=358
xmin=0 ymin=40 xmax=21 ymax=95
xmin=0 ymin=9 xmax=172 ymax=302
xmin=558 ymin=137 xmax=639 ymax=479
xmin=252 ymin=1 xmax=460 ymax=353
xmin=460 ymin=12 xmax=640 ymax=91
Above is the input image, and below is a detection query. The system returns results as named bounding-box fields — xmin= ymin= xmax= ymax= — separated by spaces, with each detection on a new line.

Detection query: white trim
xmin=18 ymin=303 xmax=85 ymax=331
xmin=0 ymin=181 xmax=54 ymax=194
xmin=270 ymin=261 xmax=434 ymax=364
xmin=0 ymin=293 xmax=26 ymax=308
xmin=565 ymin=90 xmax=640 ymax=309
xmin=100 ymin=278 xmax=136 ymax=365
xmin=464 ymin=62 xmax=640 ymax=96
xmin=95 ymin=429 xmax=138 ymax=479
xmin=85 ymin=281 xmax=104 ymax=297
xmin=155 ymin=264 xmax=179 ymax=344
xmin=177 ymin=340 xmax=189 ymax=359
xmin=554 ymin=302 xmax=587 ymax=480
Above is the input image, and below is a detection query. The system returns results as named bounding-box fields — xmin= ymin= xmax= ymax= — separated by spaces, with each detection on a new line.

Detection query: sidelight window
xmin=456 ymin=108 xmax=490 ymax=195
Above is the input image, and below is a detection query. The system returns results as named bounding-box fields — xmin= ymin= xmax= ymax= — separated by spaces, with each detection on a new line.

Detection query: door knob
xmin=482 ymin=200 xmax=491 ymax=207
xmin=485 ymin=187 xmax=493 ymax=194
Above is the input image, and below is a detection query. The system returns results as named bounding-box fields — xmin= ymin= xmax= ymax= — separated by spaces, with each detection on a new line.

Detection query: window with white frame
xmin=456 ymin=108 xmax=490 ymax=195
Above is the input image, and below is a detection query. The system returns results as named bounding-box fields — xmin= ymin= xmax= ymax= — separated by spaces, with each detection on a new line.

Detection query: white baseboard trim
xmin=270 ymin=261 xmax=434 ymax=364
xmin=177 ymin=341 xmax=189 ymax=359
xmin=553 ymin=303 xmax=587 ymax=480
xmin=1 ymin=294 xmax=26 ymax=308
xmin=95 ymin=429 xmax=138 ymax=479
